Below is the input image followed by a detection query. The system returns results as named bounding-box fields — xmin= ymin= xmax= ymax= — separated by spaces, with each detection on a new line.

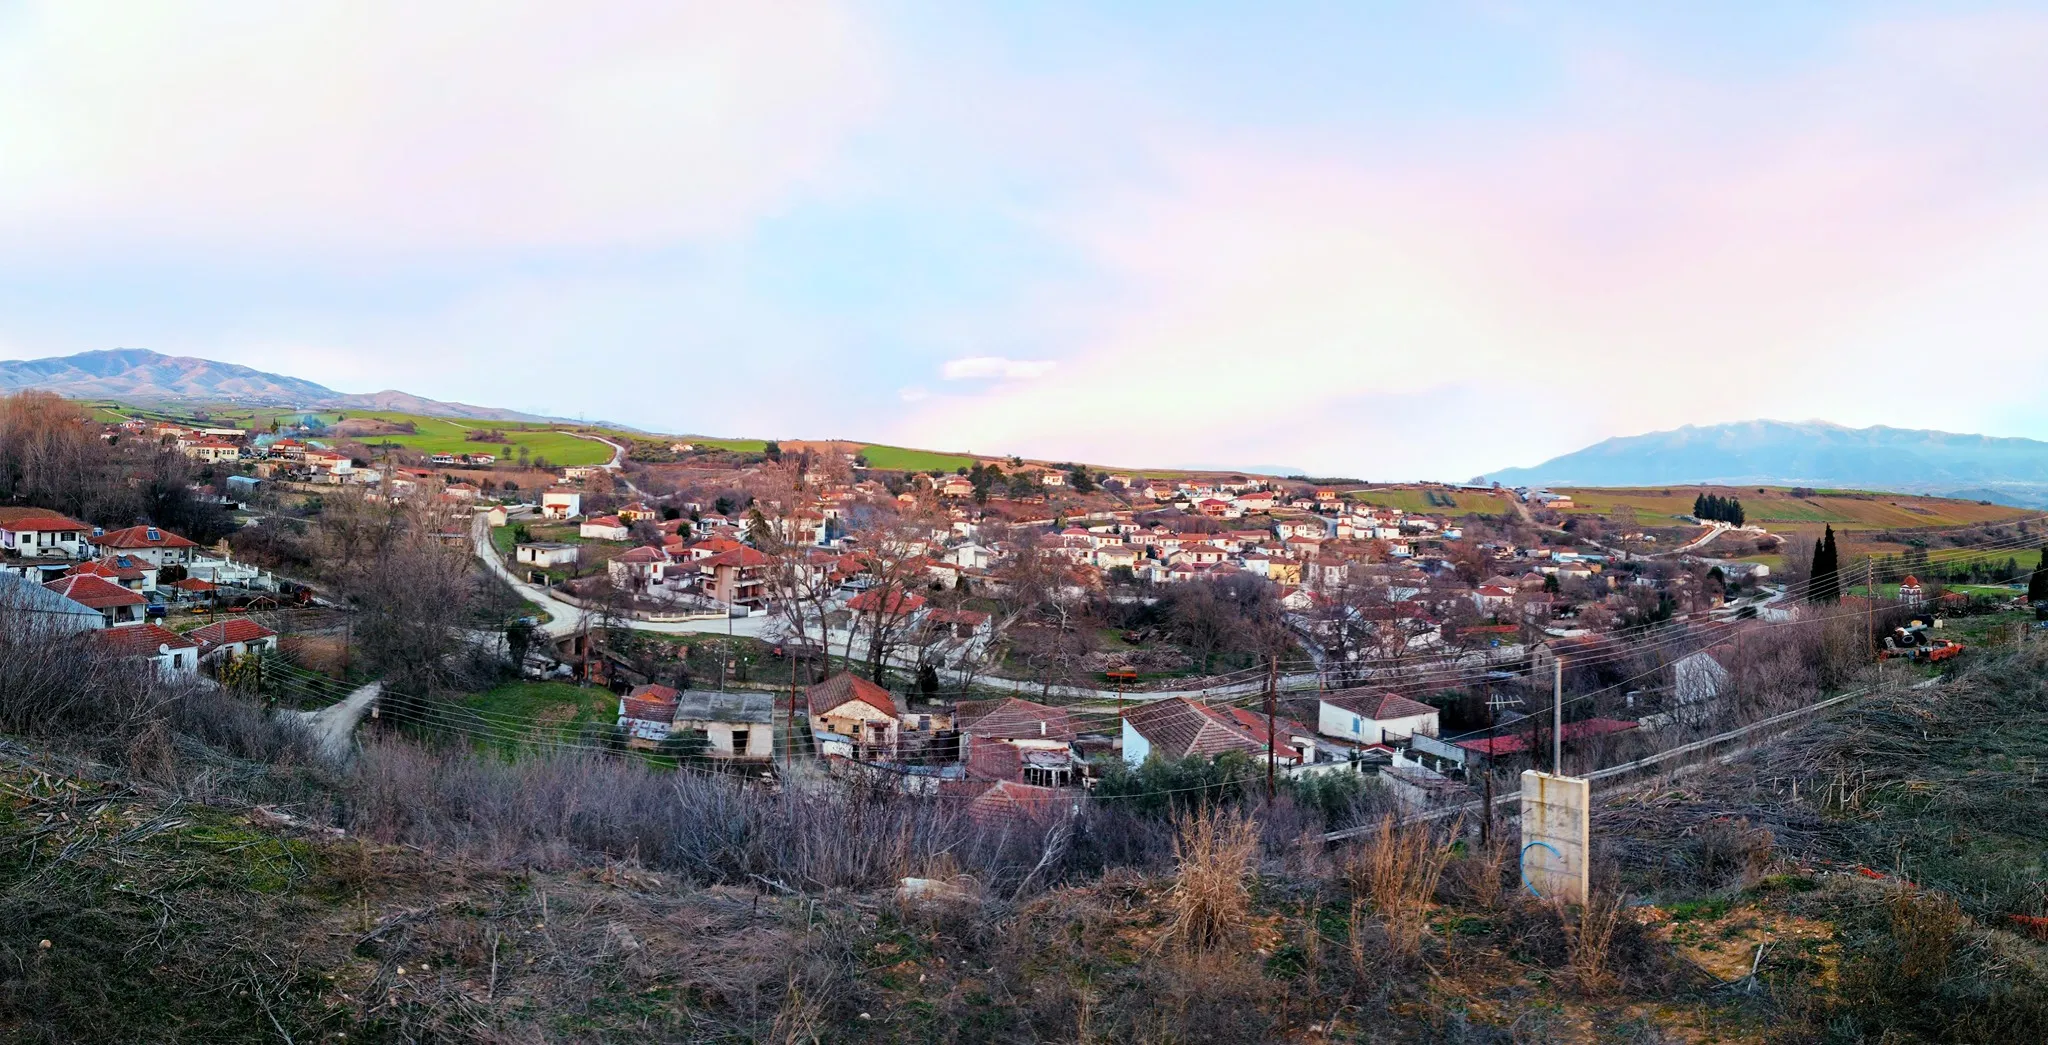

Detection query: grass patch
xmin=857 ymin=444 xmax=979 ymax=473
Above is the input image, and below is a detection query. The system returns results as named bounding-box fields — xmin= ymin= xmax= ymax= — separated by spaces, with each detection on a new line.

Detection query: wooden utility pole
xmin=1264 ymin=654 xmax=1278 ymax=801
xmin=1868 ymin=560 xmax=1879 ymax=683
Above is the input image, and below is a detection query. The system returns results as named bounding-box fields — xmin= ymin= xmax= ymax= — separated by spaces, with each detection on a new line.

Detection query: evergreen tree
xmin=1693 ymin=493 xmax=1706 ymax=519
xmin=2029 ymin=546 xmax=2048 ymax=604
xmin=1808 ymin=526 xmax=1843 ymax=604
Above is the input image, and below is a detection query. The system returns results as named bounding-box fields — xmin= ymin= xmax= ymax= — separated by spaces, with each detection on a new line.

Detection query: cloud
xmin=0 ymin=0 xmax=886 ymax=256
xmin=889 ymin=10 xmax=2048 ymax=478
xmin=940 ymin=356 xmax=1057 ymax=381
xmin=897 ymin=385 xmax=930 ymax=402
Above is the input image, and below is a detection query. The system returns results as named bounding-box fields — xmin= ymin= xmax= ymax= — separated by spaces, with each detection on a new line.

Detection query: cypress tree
xmin=1821 ymin=525 xmax=1842 ymax=603
xmin=2029 ymin=546 xmax=2048 ymax=604
xmin=1693 ymin=493 xmax=1706 ymax=519
xmin=1808 ymin=525 xmax=1842 ymax=604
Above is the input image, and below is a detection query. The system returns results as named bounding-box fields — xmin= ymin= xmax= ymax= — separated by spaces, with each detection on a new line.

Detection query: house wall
xmin=1120 ymin=719 xmax=1151 ymax=766
xmin=1316 ymin=702 xmax=1439 ymax=744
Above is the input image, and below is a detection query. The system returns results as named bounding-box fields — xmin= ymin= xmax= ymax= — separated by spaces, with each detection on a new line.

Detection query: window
xmin=1352 ymin=715 xmax=1361 ymax=735
xmin=146 ymin=528 xmax=160 ymax=541
xmin=730 ymin=729 xmax=749 ymax=755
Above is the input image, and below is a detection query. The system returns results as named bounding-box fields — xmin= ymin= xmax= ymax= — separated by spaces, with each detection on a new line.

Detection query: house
xmin=956 ymin=697 xmax=1077 ymax=787
xmin=163 ymin=577 xmax=219 ymax=602
xmin=670 ymin=690 xmax=777 ymax=760
xmin=1121 ymin=697 xmax=1267 ymax=766
xmin=0 ymin=508 xmax=92 ymax=560
xmin=93 ymin=623 xmax=199 ymax=677
xmin=806 ymin=672 xmax=906 ymax=761
xmin=0 ymin=572 xmax=104 ymax=633
xmin=95 ymin=525 xmax=200 ymax=567
xmin=1671 ymin=648 xmax=1730 ymax=705
xmin=923 ymin=607 xmax=994 ymax=641
xmin=618 ymin=683 xmax=681 ymax=747
xmin=935 ymin=475 xmax=975 ymax=498
xmin=44 ymin=574 xmax=148 ymax=627
xmin=845 ymin=587 xmax=927 ymax=618
xmin=1170 ymin=545 xmax=1228 ymax=568
xmin=616 ymin=501 xmax=658 ymax=524
xmin=540 ymin=489 xmax=583 ymax=520
xmin=515 ymin=542 xmax=580 ymax=569
xmin=1454 ymin=718 xmax=1639 ymax=764
xmin=1318 ymin=689 xmax=1440 ymax=745
xmin=1216 ymin=706 xmax=1316 ymax=765
xmin=187 ymin=618 xmax=278 ymax=662
xmin=606 ymin=545 xmax=670 ymax=589
xmin=697 ymin=546 xmax=770 ymax=608
xmin=1094 ymin=545 xmax=1142 ymax=571
xmin=67 ymin=556 xmax=156 ymax=594
xmin=579 ymin=515 xmax=630 ymax=541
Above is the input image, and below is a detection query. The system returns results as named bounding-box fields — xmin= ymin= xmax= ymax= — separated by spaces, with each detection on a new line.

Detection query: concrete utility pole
xmin=1264 ymin=654 xmax=1278 ymax=801
xmin=1552 ymin=654 xmax=1563 ymax=776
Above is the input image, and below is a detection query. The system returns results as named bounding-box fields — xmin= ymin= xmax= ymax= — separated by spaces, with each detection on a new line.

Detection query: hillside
xmin=1487 ymin=421 xmax=2048 ymax=507
xmin=0 ymin=349 xmax=562 ymax=423
xmin=8 ymin=649 xmax=2045 ymax=1042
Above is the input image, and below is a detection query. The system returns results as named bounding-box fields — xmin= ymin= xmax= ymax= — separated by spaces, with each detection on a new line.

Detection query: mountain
xmin=1485 ymin=420 xmax=2048 ymax=506
xmin=0 ymin=349 xmax=562 ymax=423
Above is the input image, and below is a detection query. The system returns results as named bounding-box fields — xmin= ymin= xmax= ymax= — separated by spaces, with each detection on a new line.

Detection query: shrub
xmin=1165 ymin=808 xmax=1258 ymax=953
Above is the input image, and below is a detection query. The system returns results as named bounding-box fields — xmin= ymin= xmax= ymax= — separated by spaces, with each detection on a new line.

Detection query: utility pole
xmin=1868 ymin=560 xmax=1879 ymax=684
xmin=1552 ymin=653 xmax=1563 ymax=776
xmin=1264 ymin=654 xmax=1278 ymax=801
xmin=1480 ymin=683 xmax=1496 ymax=848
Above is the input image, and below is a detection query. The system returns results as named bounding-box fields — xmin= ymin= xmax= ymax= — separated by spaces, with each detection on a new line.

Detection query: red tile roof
xmin=1321 ymin=689 xmax=1438 ymax=722
xmin=187 ymin=618 xmax=276 ymax=650
xmin=956 ymin=697 xmax=1074 ymax=743
xmin=806 ymin=672 xmax=905 ymax=719
xmin=0 ymin=508 xmax=88 ymax=532
xmin=1454 ymin=718 xmax=1639 ymax=757
xmin=43 ymin=574 xmax=145 ymax=609
xmin=93 ymin=624 xmax=196 ymax=657
xmin=1122 ymin=697 xmax=1266 ymax=761
xmin=97 ymin=525 xmax=198 ymax=550
xmin=621 ymin=683 xmax=680 ymax=722
xmin=169 ymin=578 xmax=217 ymax=592
xmin=846 ymin=588 xmax=926 ymax=615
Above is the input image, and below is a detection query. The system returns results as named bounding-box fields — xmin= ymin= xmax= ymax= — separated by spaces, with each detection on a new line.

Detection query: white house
xmin=515 ymin=542 xmax=580 ymax=569
xmin=0 ymin=509 xmax=92 ymax=560
xmin=540 ymin=489 xmax=583 ymax=520
xmin=671 ymin=690 xmax=777 ymax=760
xmin=1318 ymin=690 xmax=1440 ymax=745
xmin=187 ymin=618 xmax=279 ymax=663
xmin=0 ymin=572 xmax=104 ymax=633
xmin=94 ymin=623 xmax=199 ymax=677
xmin=95 ymin=525 xmax=200 ymax=567
xmin=579 ymin=515 xmax=630 ymax=541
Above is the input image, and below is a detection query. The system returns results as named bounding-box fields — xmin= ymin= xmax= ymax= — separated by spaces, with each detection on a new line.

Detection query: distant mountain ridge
xmin=1486 ymin=420 xmax=2048 ymax=507
xmin=0 ymin=349 xmax=562 ymax=423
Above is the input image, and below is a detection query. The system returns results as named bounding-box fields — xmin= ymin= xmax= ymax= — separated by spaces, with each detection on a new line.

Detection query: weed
xmin=1165 ymin=808 xmax=1257 ymax=954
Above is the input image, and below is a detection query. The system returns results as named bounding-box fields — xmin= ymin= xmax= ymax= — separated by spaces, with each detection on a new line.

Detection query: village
xmin=5 ymin=405 xmax=2034 ymax=831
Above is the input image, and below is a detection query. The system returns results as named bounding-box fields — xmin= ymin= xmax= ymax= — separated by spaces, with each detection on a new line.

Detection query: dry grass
xmin=1564 ymin=892 xmax=1629 ymax=993
xmin=1887 ymin=890 xmax=1967 ymax=986
xmin=1343 ymin=815 xmax=1456 ymax=960
xmin=1165 ymin=808 xmax=1258 ymax=953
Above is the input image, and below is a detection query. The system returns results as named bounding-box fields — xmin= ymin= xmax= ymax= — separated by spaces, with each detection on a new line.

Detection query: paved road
xmin=469 ymin=509 xmax=772 ymax=640
xmin=288 ymin=681 xmax=382 ymax=760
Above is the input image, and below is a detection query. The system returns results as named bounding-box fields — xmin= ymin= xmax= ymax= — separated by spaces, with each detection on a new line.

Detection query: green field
xmin=687 ymin=437 xmax=769 ymax=453
xmin=1347 ymin=486 xmax=1516 ymax=517
xmin=452 ymin=682 xmax=618 ymax=756
xmin=323 ymin=412 xmax=614 ymax=467
xmin=1557 ymin=485 xmax=2031 ymax=530
xmin=858 ymin=444 xmax=978 ymax=472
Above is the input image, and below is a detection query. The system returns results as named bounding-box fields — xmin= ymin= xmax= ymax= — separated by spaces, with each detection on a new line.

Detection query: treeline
xmin=1692 ymin=493 xmax=1745 ymax=526
xmin=0 ymin=391 xmax=233 ymax=543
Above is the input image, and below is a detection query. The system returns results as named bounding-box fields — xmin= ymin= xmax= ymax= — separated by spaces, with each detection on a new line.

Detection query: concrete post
xmin=1519 ymin=770 xmax=1589 ymax=904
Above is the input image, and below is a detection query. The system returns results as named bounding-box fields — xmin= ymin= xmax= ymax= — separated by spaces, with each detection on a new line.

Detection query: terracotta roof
xmin=956 ymin=697 xmax=1075 ymax=742
xmin=621 ymin=683 xmax=680 ymax=722
xmin=1321 ymin=689 xmax=1439 ymax=722
xmin=169 ymin=577 xmax=217 ymax=592
xmin=1122 ymin=697 xmax=1265 ymax=760
xmin=806 ymin=671 xmax=905 ymax=718
xmin=43 ymin=574 xmax=145 ymax=609
xmin=1455 ymin=717 xmax=1638 ymax=757
xmin=846 ymin=588 xmax=926 ymax=615
xmin=964 ymin=779 xmax=1065 ymax=823
xmin=699 ymin=546 xmax=770 ymax=568
xmin=1216 ymin=706 xmax=1309 ymax=760
xmin=0 ymin=508 xmax=88 ymax=532
xmin=187 ymin=618 xmax=277 ymax=650
xmin=97 ymin=525 xmax=198 ymax=550
xmin=586 ymin=515 xmax=625 ymax=527
xmin=93 ymin=624 xmax=196 ymax=657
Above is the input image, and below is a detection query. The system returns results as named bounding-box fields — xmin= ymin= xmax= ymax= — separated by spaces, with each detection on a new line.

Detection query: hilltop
xmin=0 ymin=349 xmax=563 ymax=424
xmin=1487 ymin=420 xmax=2048 ymax=507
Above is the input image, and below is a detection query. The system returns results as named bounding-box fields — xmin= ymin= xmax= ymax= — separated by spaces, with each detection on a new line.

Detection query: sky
xmin=3 ymin=1 xmax=2047 ymax=480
